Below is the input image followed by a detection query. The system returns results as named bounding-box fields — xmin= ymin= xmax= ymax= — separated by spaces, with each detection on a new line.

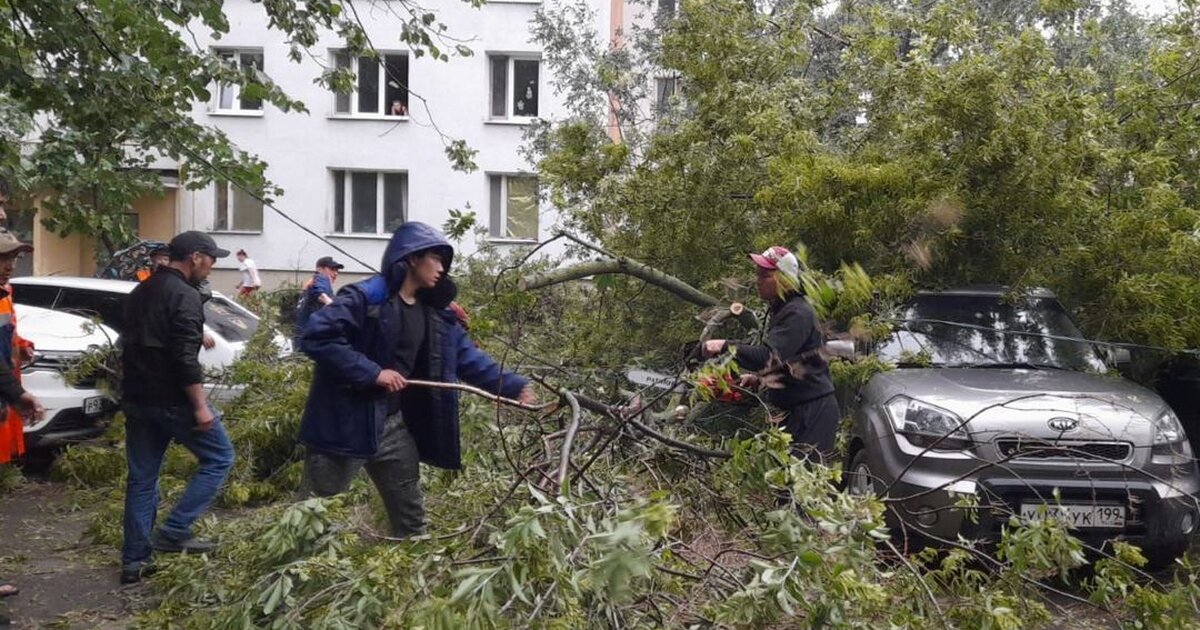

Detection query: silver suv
xmin=845 ymin=287 xmax=1199 ymax=567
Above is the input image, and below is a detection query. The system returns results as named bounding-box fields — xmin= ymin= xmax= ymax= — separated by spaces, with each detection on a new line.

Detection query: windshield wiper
xmin=960 ymin=361 xmax=1066 ymax=370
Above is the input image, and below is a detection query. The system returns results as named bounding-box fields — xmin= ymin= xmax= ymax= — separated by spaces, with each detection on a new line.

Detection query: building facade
xmin=173 ymin=0 xmax=614 ymax=293
xmin=21 ymin=0 xmax=639 ymax=289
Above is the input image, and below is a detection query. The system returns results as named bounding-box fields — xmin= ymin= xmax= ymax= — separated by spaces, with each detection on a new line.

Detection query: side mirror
xmin=1108 ymin=347 xmax=1132 ymax=367
xmin=826 ymin=339 xmax=857 ymax=360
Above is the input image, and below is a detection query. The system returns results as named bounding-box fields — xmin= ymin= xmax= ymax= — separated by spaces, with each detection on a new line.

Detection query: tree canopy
xmin=533 ymin=0 xmax=1200 ymax=354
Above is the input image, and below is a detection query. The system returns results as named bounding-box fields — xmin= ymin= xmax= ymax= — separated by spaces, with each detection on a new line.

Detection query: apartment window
xmin=215 ymin=49 xmax=264 ymax=112
xmin=658 ymin=0 xmax=677 ymax=16
xmin=489 ymin=55 xmax=539 ymax=120
xmin=332 ymin=51 xmax=409 ymax=116
xmin=488 ymin=174 xmax=538 ymax=241
xmin=655 ymin=77 xmax=677 ymax=116
xmin=331 ymin=170 xmax=407 ymax=234
xmin=214 ymin=182 xmax=264 ymax=232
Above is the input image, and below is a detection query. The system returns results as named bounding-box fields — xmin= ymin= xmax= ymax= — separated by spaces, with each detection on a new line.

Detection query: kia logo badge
xmin=1048 ymin=417 xmax=1079 ymax=432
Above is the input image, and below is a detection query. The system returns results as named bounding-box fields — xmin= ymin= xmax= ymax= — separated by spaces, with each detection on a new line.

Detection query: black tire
xmin=1142 ymin=541 xmax=1190 ymax=572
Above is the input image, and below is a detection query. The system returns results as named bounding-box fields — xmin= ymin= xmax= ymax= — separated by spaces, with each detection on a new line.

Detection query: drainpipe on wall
xmin=607 ymin=0 xmax=625 ymax=143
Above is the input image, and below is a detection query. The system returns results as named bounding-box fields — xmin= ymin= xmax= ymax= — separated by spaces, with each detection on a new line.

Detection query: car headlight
xmin=884 ymin=395 xmax=972 ymax=451
xmin=1153 ymin=410 xmax=1185 ymax=445
xmin=1151 ymin=409 xmax=1194 ymax=463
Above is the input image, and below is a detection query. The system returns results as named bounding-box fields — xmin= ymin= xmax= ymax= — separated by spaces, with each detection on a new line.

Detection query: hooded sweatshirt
xmin=298 ymin=222 xmax=526 ymax=466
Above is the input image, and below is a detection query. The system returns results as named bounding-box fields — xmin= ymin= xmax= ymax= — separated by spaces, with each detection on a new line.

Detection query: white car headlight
xmin=884 ymin=395 xmax=972 ymax=451
xmin=1151 ymin=409 xmax=1194 ymax=464
xmin=1153 ymin=410 xmax=1185 ymax=445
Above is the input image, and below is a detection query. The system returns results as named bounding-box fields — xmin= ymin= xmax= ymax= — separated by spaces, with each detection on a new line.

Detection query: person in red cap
xmin=702 ymin=246 xmax=840 ymax=463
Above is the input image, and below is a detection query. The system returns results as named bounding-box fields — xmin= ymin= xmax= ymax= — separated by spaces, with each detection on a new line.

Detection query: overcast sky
xmin=1130 ymin=0 xmax=1174 ymax=15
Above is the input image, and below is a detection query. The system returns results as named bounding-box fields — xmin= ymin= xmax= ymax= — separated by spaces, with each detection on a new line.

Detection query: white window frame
xmin=329 ymin=169 xmax=409 ymax=236
xmin=487 ymin=54 xmax=541 ymax=123
xmin=213 ymin=181 xmax=264 ymax=234
xmin=488 ymin=173 xmax=540 ymax=242
xmin=212 ymin=49 xmax=265 ymax=115
xmin=330 ymin=50 xmax=410 ymax=120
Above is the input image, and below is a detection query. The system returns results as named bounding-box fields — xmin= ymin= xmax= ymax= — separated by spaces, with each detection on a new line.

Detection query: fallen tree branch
xmin=555 ymin=391 xmax=583 ymax=493
xmin=699 ymin=303 xmax=747 ymax=342
xmin=519 ymin=258 xmax=758 ymax=330
xmin=626 ymin=417 xmax=731 ymax=460
xmin=552 ymin=386 xmax=732 ymax=460
xmin=404 ymin=379 xmax=554 ymax=413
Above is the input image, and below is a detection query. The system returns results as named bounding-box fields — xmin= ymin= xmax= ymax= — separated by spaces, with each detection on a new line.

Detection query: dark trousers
xmin=299 ymin=411 xmax=426 ymax=538
xmin=121 ymin=402 xmax=235 ymax=568
xmin=784 ymin=394 xmax=841 ymax=464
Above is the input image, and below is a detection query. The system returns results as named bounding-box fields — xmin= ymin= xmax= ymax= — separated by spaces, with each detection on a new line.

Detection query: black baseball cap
xmin=316 ymin=256 xmax=344 ymax=270
xmin=168 ymin=231 xmax=230 ymax=259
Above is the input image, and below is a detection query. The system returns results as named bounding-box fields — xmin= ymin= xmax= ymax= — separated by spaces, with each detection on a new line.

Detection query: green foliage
xmin=531 ymin=0 xmax=1200 ymax=355
xmin=0 ymin=464 xmax=22 ymax=495
xmin=52 ymin=443 xmax=127 ymax=488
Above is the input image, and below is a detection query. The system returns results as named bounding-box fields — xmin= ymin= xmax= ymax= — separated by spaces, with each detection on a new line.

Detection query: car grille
xmin=995 ymin=438 xmax=1132 ymax=462
xmin=23 ymin=358 xmax=98 ymax=389
xmin=39 ymin=409 xmax=105 ymax=434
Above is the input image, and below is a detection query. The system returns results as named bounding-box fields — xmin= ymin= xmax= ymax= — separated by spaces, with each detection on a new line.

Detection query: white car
xmin=11 ymin=276 xmax=286 ymax=404
xmin=16 ymin=304 xmax=119 ymax=448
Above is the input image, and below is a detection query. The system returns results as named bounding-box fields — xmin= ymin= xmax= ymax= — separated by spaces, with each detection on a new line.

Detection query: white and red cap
xmin=749 ymin=246 xmax=800 ymax=282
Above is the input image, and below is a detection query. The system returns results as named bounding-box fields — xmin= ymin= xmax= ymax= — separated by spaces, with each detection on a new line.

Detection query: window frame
xmin=329 ymin=168 xmax=409 ymax=236
xmin=211 ymin=48 xmax=265 ymax=115
xmin=213 ymin=181 xmax=265 ymax=234
xmin=487 ymin=172 xmax=540 ymax=243
xmin=487 ymin=54 xmax=541 ymax=122
xmin=330 ymin=49 xmax=411 ymax=120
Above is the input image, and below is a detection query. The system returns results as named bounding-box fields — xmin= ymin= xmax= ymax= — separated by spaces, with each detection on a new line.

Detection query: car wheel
xmin=1142 ymin=541 xmax=1189 ymax=572
xmin=846 ymin=448 xmax=879 ymax=497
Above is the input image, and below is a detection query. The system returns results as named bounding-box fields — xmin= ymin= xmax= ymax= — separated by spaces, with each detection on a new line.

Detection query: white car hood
xmin=16 ymin=304 xmax=117 ymax=352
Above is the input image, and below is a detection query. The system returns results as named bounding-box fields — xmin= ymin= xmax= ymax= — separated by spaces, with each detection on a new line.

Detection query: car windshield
xmin=875 ymin=294 xmax=1108 ymax=372
xmin=205 ymin=297 xmax=258 ymax=343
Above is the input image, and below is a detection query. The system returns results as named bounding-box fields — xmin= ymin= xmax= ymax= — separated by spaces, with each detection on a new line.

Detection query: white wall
xmin=179 ymin=0 xmax=603 ymax=290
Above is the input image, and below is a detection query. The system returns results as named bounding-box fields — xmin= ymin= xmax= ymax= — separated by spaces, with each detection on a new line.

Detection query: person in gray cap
xmin=118 ymin=231 xmax=235 ymax=584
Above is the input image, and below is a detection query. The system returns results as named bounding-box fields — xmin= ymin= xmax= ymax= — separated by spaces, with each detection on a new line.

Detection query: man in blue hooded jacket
xmin=299 ymin=222 xmax=535 ymax=537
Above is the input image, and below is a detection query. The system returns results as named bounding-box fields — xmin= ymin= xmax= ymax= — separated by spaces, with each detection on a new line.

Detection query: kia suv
xmin=845 ymin=287 xmax=1199 ymax=567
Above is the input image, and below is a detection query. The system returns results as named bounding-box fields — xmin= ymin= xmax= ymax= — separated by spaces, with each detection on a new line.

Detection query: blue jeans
xmin=121 ymin=402 xmax=235 ymax=568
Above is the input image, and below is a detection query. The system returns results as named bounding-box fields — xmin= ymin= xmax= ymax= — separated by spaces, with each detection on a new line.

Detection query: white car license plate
xmin=84 ymin=396 xmax=104 ymax=416
xmin=1019 ymin=503 xmax=1125 ymax=528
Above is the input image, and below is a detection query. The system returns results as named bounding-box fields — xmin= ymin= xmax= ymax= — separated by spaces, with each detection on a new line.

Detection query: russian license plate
xmin=84 ymin=396 xmax=104 ymax=416
xmin=1019 ymin=503 xmax=1125 ymax=529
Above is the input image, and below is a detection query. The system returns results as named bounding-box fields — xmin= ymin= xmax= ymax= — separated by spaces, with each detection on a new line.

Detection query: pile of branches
xmin=44 ymin=244 xmax=1200 ymax=628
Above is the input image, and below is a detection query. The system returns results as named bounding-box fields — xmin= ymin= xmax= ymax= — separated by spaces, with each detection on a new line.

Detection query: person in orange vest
xmin=0 ymin=182 xmax=45 ymax=613
xmin=135 ymin=244 xmax=170 ymax=282
xmin=0 ymin=227 xmax=45 ymax=462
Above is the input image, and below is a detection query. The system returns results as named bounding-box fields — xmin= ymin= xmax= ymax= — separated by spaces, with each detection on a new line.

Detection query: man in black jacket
xmin=119 ymin=231 xmax=235 ymax=584
xmin=703 ymin=246 xmax=840 ymax=463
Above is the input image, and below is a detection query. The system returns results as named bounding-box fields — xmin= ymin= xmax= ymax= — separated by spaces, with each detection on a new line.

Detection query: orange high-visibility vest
xmin=0 ymin=286 xmax=29 ymax=463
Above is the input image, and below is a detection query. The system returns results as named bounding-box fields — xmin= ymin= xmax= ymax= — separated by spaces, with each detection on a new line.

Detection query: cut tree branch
xmin=520 ymin=259 xmax=758 ymax=330
xmin=404 ymin=379 xmax=552 ymax=413
xmin=555 ymin=391 xmax=583 ymax=493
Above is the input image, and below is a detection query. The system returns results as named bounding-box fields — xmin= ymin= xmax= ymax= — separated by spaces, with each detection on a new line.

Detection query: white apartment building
xmin=171 ymin=0 xmax=614 ymax=292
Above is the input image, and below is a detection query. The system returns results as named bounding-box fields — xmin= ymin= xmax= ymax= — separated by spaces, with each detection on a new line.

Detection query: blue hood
xmin=382 ymin=222 xmax=455 ymax=292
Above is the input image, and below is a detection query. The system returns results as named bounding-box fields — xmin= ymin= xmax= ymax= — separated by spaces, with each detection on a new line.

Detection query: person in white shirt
xmin=235 ymin=249 xmax=262 ymax=298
